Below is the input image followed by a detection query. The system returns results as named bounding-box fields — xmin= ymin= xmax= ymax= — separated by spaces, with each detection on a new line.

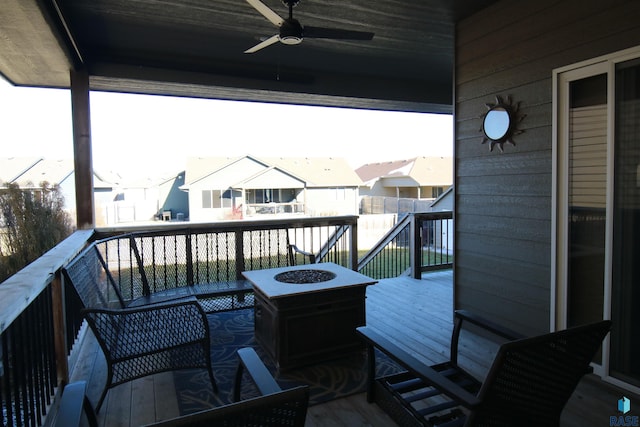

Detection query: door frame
xmin=552 ymin=45 xmax=640 ymax=393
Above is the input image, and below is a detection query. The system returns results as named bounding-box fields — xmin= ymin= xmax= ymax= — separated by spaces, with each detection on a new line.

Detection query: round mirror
xmin=483 ymin=107 xmax=511 ymax=141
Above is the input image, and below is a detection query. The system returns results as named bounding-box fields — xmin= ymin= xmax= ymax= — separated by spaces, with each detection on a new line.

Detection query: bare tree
xmin=0 ymin=182 xmax=73 ymax=282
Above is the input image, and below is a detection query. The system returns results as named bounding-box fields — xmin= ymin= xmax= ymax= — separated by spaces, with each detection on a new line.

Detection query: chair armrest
xmin=234 ymin=347 xmax=281 ymax=402
xmin=54 ymin=381 xmax=97 ymax=427
xmin=450 ymin=310 xmax=525 ymax=366
xmin=289 ymin=244 xmax=316 ymax=263
xmin=454 ymin=310 xmax=526 ymax=341
xmin=356 ymin=326 xmax=481 ymax=409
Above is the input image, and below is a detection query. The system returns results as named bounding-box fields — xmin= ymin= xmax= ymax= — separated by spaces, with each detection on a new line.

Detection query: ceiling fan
xmin=244 ymin=0 xmax=374 ymax=54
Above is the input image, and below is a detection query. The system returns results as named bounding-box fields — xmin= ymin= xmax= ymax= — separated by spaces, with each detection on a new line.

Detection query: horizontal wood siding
xmin=454 ymin=0 xmax=640 ymax=335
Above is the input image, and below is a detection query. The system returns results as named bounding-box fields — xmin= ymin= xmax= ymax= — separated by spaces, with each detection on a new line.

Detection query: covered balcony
xmin=0 ymin=212 xmax=636 ymax=426
xmin=3 ymin=1 xmax=640 ymax=425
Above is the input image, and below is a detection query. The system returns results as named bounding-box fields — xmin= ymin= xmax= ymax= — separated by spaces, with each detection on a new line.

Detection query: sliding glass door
xmin=555 ymin=47 xmax=640 ymax=391
xmin=611 ymin=58 xmax=640 ymax=387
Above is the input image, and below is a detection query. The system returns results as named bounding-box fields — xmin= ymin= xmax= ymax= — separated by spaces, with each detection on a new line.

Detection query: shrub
xmin=0 ymin=182 xmax=73 ymax=282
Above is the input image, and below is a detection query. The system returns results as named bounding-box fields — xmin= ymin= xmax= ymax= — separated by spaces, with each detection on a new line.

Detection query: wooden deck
xmin=69 ymin=270 xmax=638 ymax=426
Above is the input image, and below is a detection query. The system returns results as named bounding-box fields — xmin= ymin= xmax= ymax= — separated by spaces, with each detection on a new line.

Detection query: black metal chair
xmin=143 ymin=347 xmax=309 ymax=427
xmin=63 ymin=243 xmax=217 ymax=413
xmin=357 ymin=310 xmax=611 ymax=427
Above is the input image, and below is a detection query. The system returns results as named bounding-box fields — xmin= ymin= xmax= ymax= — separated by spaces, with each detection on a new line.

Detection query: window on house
xmin=201 ymin=190 xmax=222 ymax=208
xmin=202 ymin=190 xmax=211 ymax=208
xmin=246 ymin=188 xmax=297 ymax=203
xmin=432 ymin=187 xmax=444 ymax=198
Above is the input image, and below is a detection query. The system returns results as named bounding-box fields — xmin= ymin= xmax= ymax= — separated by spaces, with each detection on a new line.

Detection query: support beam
xmin=70 ymin=69 xmax=94 ymax=229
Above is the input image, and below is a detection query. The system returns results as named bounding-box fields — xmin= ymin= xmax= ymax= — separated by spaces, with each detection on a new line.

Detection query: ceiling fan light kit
xmin=245 ymin=0 xmax=374 ymax=53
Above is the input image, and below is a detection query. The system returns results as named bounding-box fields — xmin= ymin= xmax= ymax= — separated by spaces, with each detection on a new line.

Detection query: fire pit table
xmin=242 ymin=262 xmax=377 ymax=370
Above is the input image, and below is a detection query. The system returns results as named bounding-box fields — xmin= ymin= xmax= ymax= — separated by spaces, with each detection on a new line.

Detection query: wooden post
xmin=51 ymin=273 xmax=70 ymax=386
xmin=70 ymin=69 xmax=95 ymax=229
xmin=349 ymin=219 xmax=358 ymax=271
xmin=410 ymin=214 xmax=422 ymax=279
xmin=235 ymin=230 xmax=245 ymax=280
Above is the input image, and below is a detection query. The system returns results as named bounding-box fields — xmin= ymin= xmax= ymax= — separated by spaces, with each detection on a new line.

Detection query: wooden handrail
xmin=357 ymin=211 xmax=453 ymax=279
xmin=0 ymin=229 xmax=94 ymax=334
xmin=93 ymin=215 xmax=359 ymax=239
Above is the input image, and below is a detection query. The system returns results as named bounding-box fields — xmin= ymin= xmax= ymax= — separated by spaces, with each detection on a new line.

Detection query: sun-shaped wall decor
xmin=479 ymin=95 xmax=526 ymax=152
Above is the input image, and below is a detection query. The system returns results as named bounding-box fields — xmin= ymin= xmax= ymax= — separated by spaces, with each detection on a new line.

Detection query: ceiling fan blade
xmin=244 ymin=34 xmax=281 ymax=53
xmin=303 ymin=26 xmax=374 ymax=40
xmin=246 ymin=0 xmax=284 ymax=27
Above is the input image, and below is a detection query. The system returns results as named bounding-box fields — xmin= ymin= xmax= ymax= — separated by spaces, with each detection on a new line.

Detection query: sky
xmin=0 ymin=76 xmax=453 ymax=179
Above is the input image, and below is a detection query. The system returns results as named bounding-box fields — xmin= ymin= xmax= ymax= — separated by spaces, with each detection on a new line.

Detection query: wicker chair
xmin=357 ymin=310 xmax=611 ymax=427
xmin=143 ymin=347 xmax=309 ymax=427
xmin=63 ymin=243 xmax=217 ymax=413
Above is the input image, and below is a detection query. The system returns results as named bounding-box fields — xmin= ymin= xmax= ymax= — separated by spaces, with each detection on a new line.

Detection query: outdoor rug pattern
xmin=173 ymin=308 xmax=404 ymax=415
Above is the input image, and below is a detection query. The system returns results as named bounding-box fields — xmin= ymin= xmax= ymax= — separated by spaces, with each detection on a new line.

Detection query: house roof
xmin=184 ymin=155 xmax=362 ymax=188
xmin=184 ymin=156 xmax=269 ymax=186
xmin=236 ymin=166 xmax=305 ymax=190
xmin=0 ymin=157 xmax=42 ymax=185
xmin=355 ymin=156 xmax=453 ymax=187
xmin=12 ymin=158 xmax=74 ymax=188
xmin=263 ymin=157 xmax=363 ymax=187
xmin=0 ymin=157 xmax=145 ymax=190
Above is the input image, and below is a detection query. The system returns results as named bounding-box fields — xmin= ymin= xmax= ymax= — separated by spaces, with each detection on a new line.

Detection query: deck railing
xmin=357 ymin=212 xmax=453 ymax=279
xmin=0 ymin=230 xmax=93 ymax=427
xmin=92 ymin=216 xmax=357 ymax=295
xmin=0 ymin=213 xmax=449 ymax=425
xmin=0 ymin=216 xmax=357 ymax=426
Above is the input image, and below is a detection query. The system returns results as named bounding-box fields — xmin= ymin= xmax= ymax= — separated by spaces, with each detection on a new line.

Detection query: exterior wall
xmin=304 ymin=187 xmax=359 ymax=216
xmin=188 ymin=185 xmax=229 ymax=222
xmin=158 ymin=173 xmax=189 ymax=220
xmin=58 ymin=173 xmax=77 ymax=221
xmin=359 ymin=182 xmax=396 ymax=198
xmin=361 ymin=182 xmax=447 ymax=199
xmin=455 ymin=0 xmax=640 ymax=335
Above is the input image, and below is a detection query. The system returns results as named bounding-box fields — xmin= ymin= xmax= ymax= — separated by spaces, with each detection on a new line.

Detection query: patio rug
xmin=173 ymin=307 xmax=404 ymax=415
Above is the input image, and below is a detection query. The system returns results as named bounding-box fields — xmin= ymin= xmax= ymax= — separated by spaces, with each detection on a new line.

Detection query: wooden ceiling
xmin=1 ymin=0 xmax=497 ymax=113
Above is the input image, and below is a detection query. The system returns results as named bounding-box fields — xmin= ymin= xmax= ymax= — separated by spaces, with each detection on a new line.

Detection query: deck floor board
xmin=69 ymin=269 xmax=638 ymax=426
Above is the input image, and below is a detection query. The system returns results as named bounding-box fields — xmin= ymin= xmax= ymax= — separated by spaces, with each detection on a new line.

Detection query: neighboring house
xmin=182 ymin=155 xmax=362 ymax=221
xmin=0 ymin=158 xmax=79 ymax=220
xmin=157 ymin=171 xmax=189 ymax=221
xmin=356 ymin=157 xmax=452 ymax=199
xmin=0 ymin=158 xmax=188 ymax=226
xmin=0 ymin=158 xmax=119 ymax=226
xmin=11 ymin=158 xmax=76 ymax=213
xmin=95 ymin=171 xmax=188 ymax=225
xmin=428 ymin=187 xmax=453 ymax=253
xmin=429 ymin=186 xmax=453 ymax=212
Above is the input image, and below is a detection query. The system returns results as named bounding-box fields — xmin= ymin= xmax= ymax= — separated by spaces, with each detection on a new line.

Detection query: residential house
xmin=0 ymin=158 xmax=84 ymax=221
xmin=95 ymin=170 xmax=188 ymax=225
xmin=356 ymin=157 xmax=452 ymax=199
xmin=157 ymin=171 xmax=189 ymax=220
xmin=10 ymin=158 xmax=76 ymax=212
xmin=182 ymin=156 xmax=362 ymax=221
xmin=0 ymin=158 xmax=189 ymax=226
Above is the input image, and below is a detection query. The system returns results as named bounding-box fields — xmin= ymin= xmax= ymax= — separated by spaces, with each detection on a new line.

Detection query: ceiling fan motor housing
xmin=244 ymin=0 xmax=373 ymax=53
xmin=280 ymin=19 xmax=303 ymax=44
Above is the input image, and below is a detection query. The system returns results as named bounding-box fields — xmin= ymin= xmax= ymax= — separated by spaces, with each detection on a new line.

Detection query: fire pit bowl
xmin=274 ymin=269 xmax=337 ymax=284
